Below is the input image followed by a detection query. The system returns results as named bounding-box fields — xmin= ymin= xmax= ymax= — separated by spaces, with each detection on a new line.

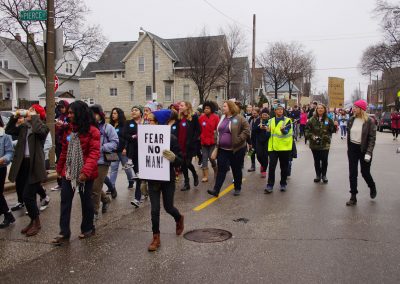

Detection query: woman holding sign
xmin=146 ymin=111 xmax=184 ymax=252
xmin=178 ymin=101 xmax=200 ymax=191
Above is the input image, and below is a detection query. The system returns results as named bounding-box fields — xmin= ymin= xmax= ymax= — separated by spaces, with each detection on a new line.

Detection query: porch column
xmin=12 ymin=80 xmax=18 ymax=110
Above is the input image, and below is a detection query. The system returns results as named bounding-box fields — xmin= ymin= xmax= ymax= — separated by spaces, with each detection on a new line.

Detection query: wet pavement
xmin=1 ymin=131 xmax=400 ymax=283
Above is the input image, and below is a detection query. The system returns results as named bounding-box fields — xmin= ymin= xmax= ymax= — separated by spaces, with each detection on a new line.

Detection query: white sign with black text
xmin=138 ymin=125 xmax=171 ymax=181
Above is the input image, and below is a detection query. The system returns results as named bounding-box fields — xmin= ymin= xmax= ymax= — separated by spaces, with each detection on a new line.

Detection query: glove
xmin=162 ymin=149 xmax=176 ymax=162
xmin=364 ymin=154 xmax=371 ymax=163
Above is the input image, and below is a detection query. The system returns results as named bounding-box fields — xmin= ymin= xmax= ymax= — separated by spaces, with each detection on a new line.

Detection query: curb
xmin=4 ymin=173 xmax=58 ymax=193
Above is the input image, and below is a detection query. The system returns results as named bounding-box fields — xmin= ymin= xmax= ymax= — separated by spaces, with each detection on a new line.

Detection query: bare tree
xmin=182 ymin=30 xmax=226 ymax=104
xmin=258 ymin=42 xmax=287 ymax=99
xmin=0 ymin=0 xmax=106 ymax=85
xmin=281 ymin=42 xmax=315 ymax=99
xmin=219 ymin=24 xmax=247 ymax=99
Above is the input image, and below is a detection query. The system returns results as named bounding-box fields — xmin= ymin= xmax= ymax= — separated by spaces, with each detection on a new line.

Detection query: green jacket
xmin=305 ymin=116 xmax=335 ymax=150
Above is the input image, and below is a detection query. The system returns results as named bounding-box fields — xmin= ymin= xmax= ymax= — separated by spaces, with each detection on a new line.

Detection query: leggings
xmin=148 ymin=181 xmax=181 ymax=234
xmin=392 ymin=129 xmax=399 ymax=138
xmin=182 ymin=156 xmax=197 ymax=184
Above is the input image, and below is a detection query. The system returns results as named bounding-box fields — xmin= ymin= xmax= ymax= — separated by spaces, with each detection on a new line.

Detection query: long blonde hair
xmin=179 ymin=101 xmax=193 ymax=121
xmin=355 ymin=109 xmax=369 ymax=122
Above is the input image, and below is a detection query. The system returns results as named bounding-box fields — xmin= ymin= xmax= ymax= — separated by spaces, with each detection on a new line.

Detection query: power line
xmin=201 ymin=0 xmax=252 ymax=30
xmin=315 ymin=67 xmax=359 ymax=70
xmin=257 ymin=35 xmax=380 ymax=44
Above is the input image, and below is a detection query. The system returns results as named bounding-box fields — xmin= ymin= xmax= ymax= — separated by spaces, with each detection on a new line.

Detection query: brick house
xmin=80 ymin=31 xmax=248 ymax=112
xmin=0 ymin=35 xmax=82 ymax=110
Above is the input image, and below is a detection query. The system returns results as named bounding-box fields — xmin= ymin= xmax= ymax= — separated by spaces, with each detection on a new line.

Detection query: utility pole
xmin=152 ymin=39 xmax=156 ymax=100
xmin=251 ymin=14 xmax=256 ymax=105
xmin=46 ymin=0 xmax=56 ymax=169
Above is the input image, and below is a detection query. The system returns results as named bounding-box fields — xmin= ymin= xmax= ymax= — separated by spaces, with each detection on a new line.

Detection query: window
xmin=243 ymin=70 xmax=248 ymax=84
xmin=69 ymin=63 xmax=72 ymax=73
xmin=113 ymin=72 xmax=118 ymax=79
xmin=138 ymin=56 xmax=145 ymax=72
xmin=165 ymin=83 xmax=172 ymax=101
xmin=130 ymin=83 xmax=134 ymax=101
xmin=146 ymin=85 xmax=152 ymax=101
xmin=155 ymin=55 xmax=159 ymax=71
xmin=68 ymin=90 xmax=74 ymax=95
xmin=121 ymin=71 xmax=125 ymax=79
xmin=65 ymin=63 xmax=72 ymax=74
xmin=110 ymin=88 xmax=118 ymax=96
xmin=183 ymin=84 xmax=190 ymax=101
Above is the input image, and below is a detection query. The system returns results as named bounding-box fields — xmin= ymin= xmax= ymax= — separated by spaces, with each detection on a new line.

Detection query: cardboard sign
xmin=138 ymin=125 xmax=171 ymax=181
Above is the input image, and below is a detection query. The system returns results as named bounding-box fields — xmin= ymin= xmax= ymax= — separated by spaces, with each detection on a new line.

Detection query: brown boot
xmin=176 ymin=215 xmax=184 ymax=235
xmin=26 ymin=217 xmax=41 ymax=237
xmin=21 ymin=220 xmax=33 ymax=234
xmin=201 ymin=168 xmax=209 ymax=182
xmin=148 ymin=233 xmax=161 ymax=252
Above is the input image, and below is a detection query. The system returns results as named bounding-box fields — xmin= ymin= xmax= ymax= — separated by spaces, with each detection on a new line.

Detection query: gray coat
xmin=6 ymin=115 xmax=49 ymax=184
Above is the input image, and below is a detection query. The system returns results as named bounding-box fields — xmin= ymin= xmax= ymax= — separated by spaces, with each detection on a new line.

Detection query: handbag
xmin=102 ymin=124 xmax=119 ymax=162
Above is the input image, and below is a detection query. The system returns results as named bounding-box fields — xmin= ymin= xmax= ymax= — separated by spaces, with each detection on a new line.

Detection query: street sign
xmin=19 ymin=10 xmax=47 ymax=21
xmin=54 ymin=75 xmax=59 ymax=92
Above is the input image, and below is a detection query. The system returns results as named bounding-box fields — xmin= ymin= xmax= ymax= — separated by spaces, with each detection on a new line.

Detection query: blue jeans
xmin=109 ymin=152 xmax=134 ymax=187
xmin=340 ymin=125 xmax=347 ymax=137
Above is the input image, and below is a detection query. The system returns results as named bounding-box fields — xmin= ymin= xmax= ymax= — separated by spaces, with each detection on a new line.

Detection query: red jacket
xmin=56 ymin=125 xmax=101 ymax=180
xmin=199 ymin=113 xmax=220 ymax=146
xmin=391 ymin=112 xmax=400 ymax=129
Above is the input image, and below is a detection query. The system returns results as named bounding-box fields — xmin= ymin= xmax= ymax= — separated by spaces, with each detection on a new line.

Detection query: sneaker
xmin=40 ymin=196 xmax=50 ymax=211
xmin=122 ymin=163 xmax=134 ymax=170
xmin=322 ymin=176 xmax=328 ymax=184
xmin=247 ymin=167 xmax=255 ymax=172
xmin=50 ymin=185 xmax=62 ymax=191
xmin=280 ymin=184 xmax=287 ymax=192
xmin=264 ymin=185 xmax=273 ymax=194
xmin=131 ymin=199 xmax=140 ymax=208
xmin=102 ymin=200 xmax=110 ymax=213
xmin=11 ymin=202 xmax=24 ymax=211
xmin=233 ymin=189 xmax=241 ymax=196
xmin=207 ymin=189 xmax=219 ymax=197
xmin=313 ymin=176 xmax=321 ymax=183
xmin=346 ymin=198 xmax=357 ymax=206
xmin=0 ymin=213 xmax=16 ymax=229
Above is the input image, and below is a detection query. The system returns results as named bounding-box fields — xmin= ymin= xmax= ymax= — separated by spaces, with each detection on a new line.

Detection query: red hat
xmin=31 ymin=104 xmax=46 ymax=121
xmin=353 ymin=100 xmax=367 ymax=111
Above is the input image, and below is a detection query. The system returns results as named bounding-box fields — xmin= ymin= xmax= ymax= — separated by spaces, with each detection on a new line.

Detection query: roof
xmin=38 ymin=91 xmax=75 ymax=98
xmin=0 ymin=36 xmax=45 ymax=74
xmin=266 ymin=81 xmax=300 ymax=94
xmin=83 ymin=33 xmax=227 ymax=77
xmin=0 ymin=68 xmax=28 ymax=80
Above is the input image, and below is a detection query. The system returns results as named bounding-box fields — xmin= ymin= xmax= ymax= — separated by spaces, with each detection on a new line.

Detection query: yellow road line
xmin=193 ymin=179 xmax=246 ymax=212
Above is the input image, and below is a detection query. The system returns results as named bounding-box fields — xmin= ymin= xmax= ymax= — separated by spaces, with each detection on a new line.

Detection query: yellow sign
xmin=328 ymin=77 xmax=344 ymax=108
xmin=300 ymin=96 xmax=310 ymax=107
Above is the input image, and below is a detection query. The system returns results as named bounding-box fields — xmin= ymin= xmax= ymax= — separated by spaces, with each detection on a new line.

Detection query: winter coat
xmin=44 ymin=132 xmax=52 ymax=160
xmin=300 ymin=113 xmax=308 ymax=125
xmin=305 ymin=116 xmax=335 ymax=151
xmin=123 ymin=119 xmax=139 ymax=163
xmin=178 ymin=115 xmax=200 ymax=158
xmin=216 ymin=114 xmax=250 ymax=153
xmin=199 ymin=113 xmax=219 ymax=146
xmin=0 ymin=128 xmax=14 ymax=168
xmin=56 ymin=125 xmax=101 ymax=180
xmin=98 ymin=123 xmax=119 ymax=165
xmin=347 ymin=117 xmax=376 ymax=156
xmin=252 ymin=118 xmax=271 ymax=144
xmin=6 ymin=115 xmax=49 ymax=184
xmin=391 ymin=112 xmax=400 ymax=129
xmin=112 ymin=123 xmax=127 ymax=153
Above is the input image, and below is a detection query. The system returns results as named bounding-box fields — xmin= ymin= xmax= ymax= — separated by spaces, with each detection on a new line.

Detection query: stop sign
xmin=54 ymin=75 xmax=59 ymax=92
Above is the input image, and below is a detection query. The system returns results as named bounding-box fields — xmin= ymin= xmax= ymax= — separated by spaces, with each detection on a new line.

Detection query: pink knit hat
xmin=353 ymin=100 xmax=367 ymax=111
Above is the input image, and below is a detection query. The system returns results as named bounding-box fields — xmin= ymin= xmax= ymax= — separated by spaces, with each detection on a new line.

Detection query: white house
xmin=0 ymin=35 xmax=82 ymax=110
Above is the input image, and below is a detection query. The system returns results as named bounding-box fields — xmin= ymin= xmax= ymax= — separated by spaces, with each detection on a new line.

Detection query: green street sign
xmin=19 ymin=10 xmax=47 ymax=21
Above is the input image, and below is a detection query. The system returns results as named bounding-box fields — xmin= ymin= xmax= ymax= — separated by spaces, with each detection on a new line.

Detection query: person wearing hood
xmin=90 ymin=105 xmax=118 ymax=218
xmin=6 ymin=104 xmax=49 ymax=236
xmin=346 ymin=100 xmax=377 ymax=206
xmin=0 ymin=116 xmax=15 ymax=228
xmin=145 ymin=110 xmax=184 ymax=252
xmin=253 ymin=108 xmax=271 ymax=178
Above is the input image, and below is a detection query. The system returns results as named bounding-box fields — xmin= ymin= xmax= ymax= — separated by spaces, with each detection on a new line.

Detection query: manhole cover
xmin=184 ymin=228 xmax=232 ymax=243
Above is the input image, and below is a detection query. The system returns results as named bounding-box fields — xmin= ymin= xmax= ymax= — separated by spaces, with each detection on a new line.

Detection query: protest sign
xmin=138 ymin=125 xmax=171 ymax=181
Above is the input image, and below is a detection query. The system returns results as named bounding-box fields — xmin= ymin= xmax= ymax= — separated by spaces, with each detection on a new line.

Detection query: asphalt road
xmin=0 ymin=131 xmax=399 ymax=283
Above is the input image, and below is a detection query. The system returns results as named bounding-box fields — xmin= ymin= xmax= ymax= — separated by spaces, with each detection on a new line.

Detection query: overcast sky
xmin=84 ymin=0 xmax=384 ymax=100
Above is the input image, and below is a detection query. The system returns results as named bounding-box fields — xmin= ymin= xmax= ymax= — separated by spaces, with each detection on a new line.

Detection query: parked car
xmin=377 ymin=112 xmax=391 ymax=132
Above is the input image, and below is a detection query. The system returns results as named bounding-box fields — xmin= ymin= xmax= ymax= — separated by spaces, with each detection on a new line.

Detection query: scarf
xmin=65 ymin=132 xmax=84 ymax=191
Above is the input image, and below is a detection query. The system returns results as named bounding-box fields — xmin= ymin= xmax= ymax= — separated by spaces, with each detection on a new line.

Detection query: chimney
xmin=28 ymin=33 xmax=35 ymax=43
xmin=139 ymin=31 xmax=144 ymax=38
xmin=15 ymin=33 xmax=21 ymax=41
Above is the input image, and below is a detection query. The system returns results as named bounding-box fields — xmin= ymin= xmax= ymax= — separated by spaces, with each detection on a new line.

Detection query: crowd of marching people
xmin=0 ymin=96 xmax=389 ymax=251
